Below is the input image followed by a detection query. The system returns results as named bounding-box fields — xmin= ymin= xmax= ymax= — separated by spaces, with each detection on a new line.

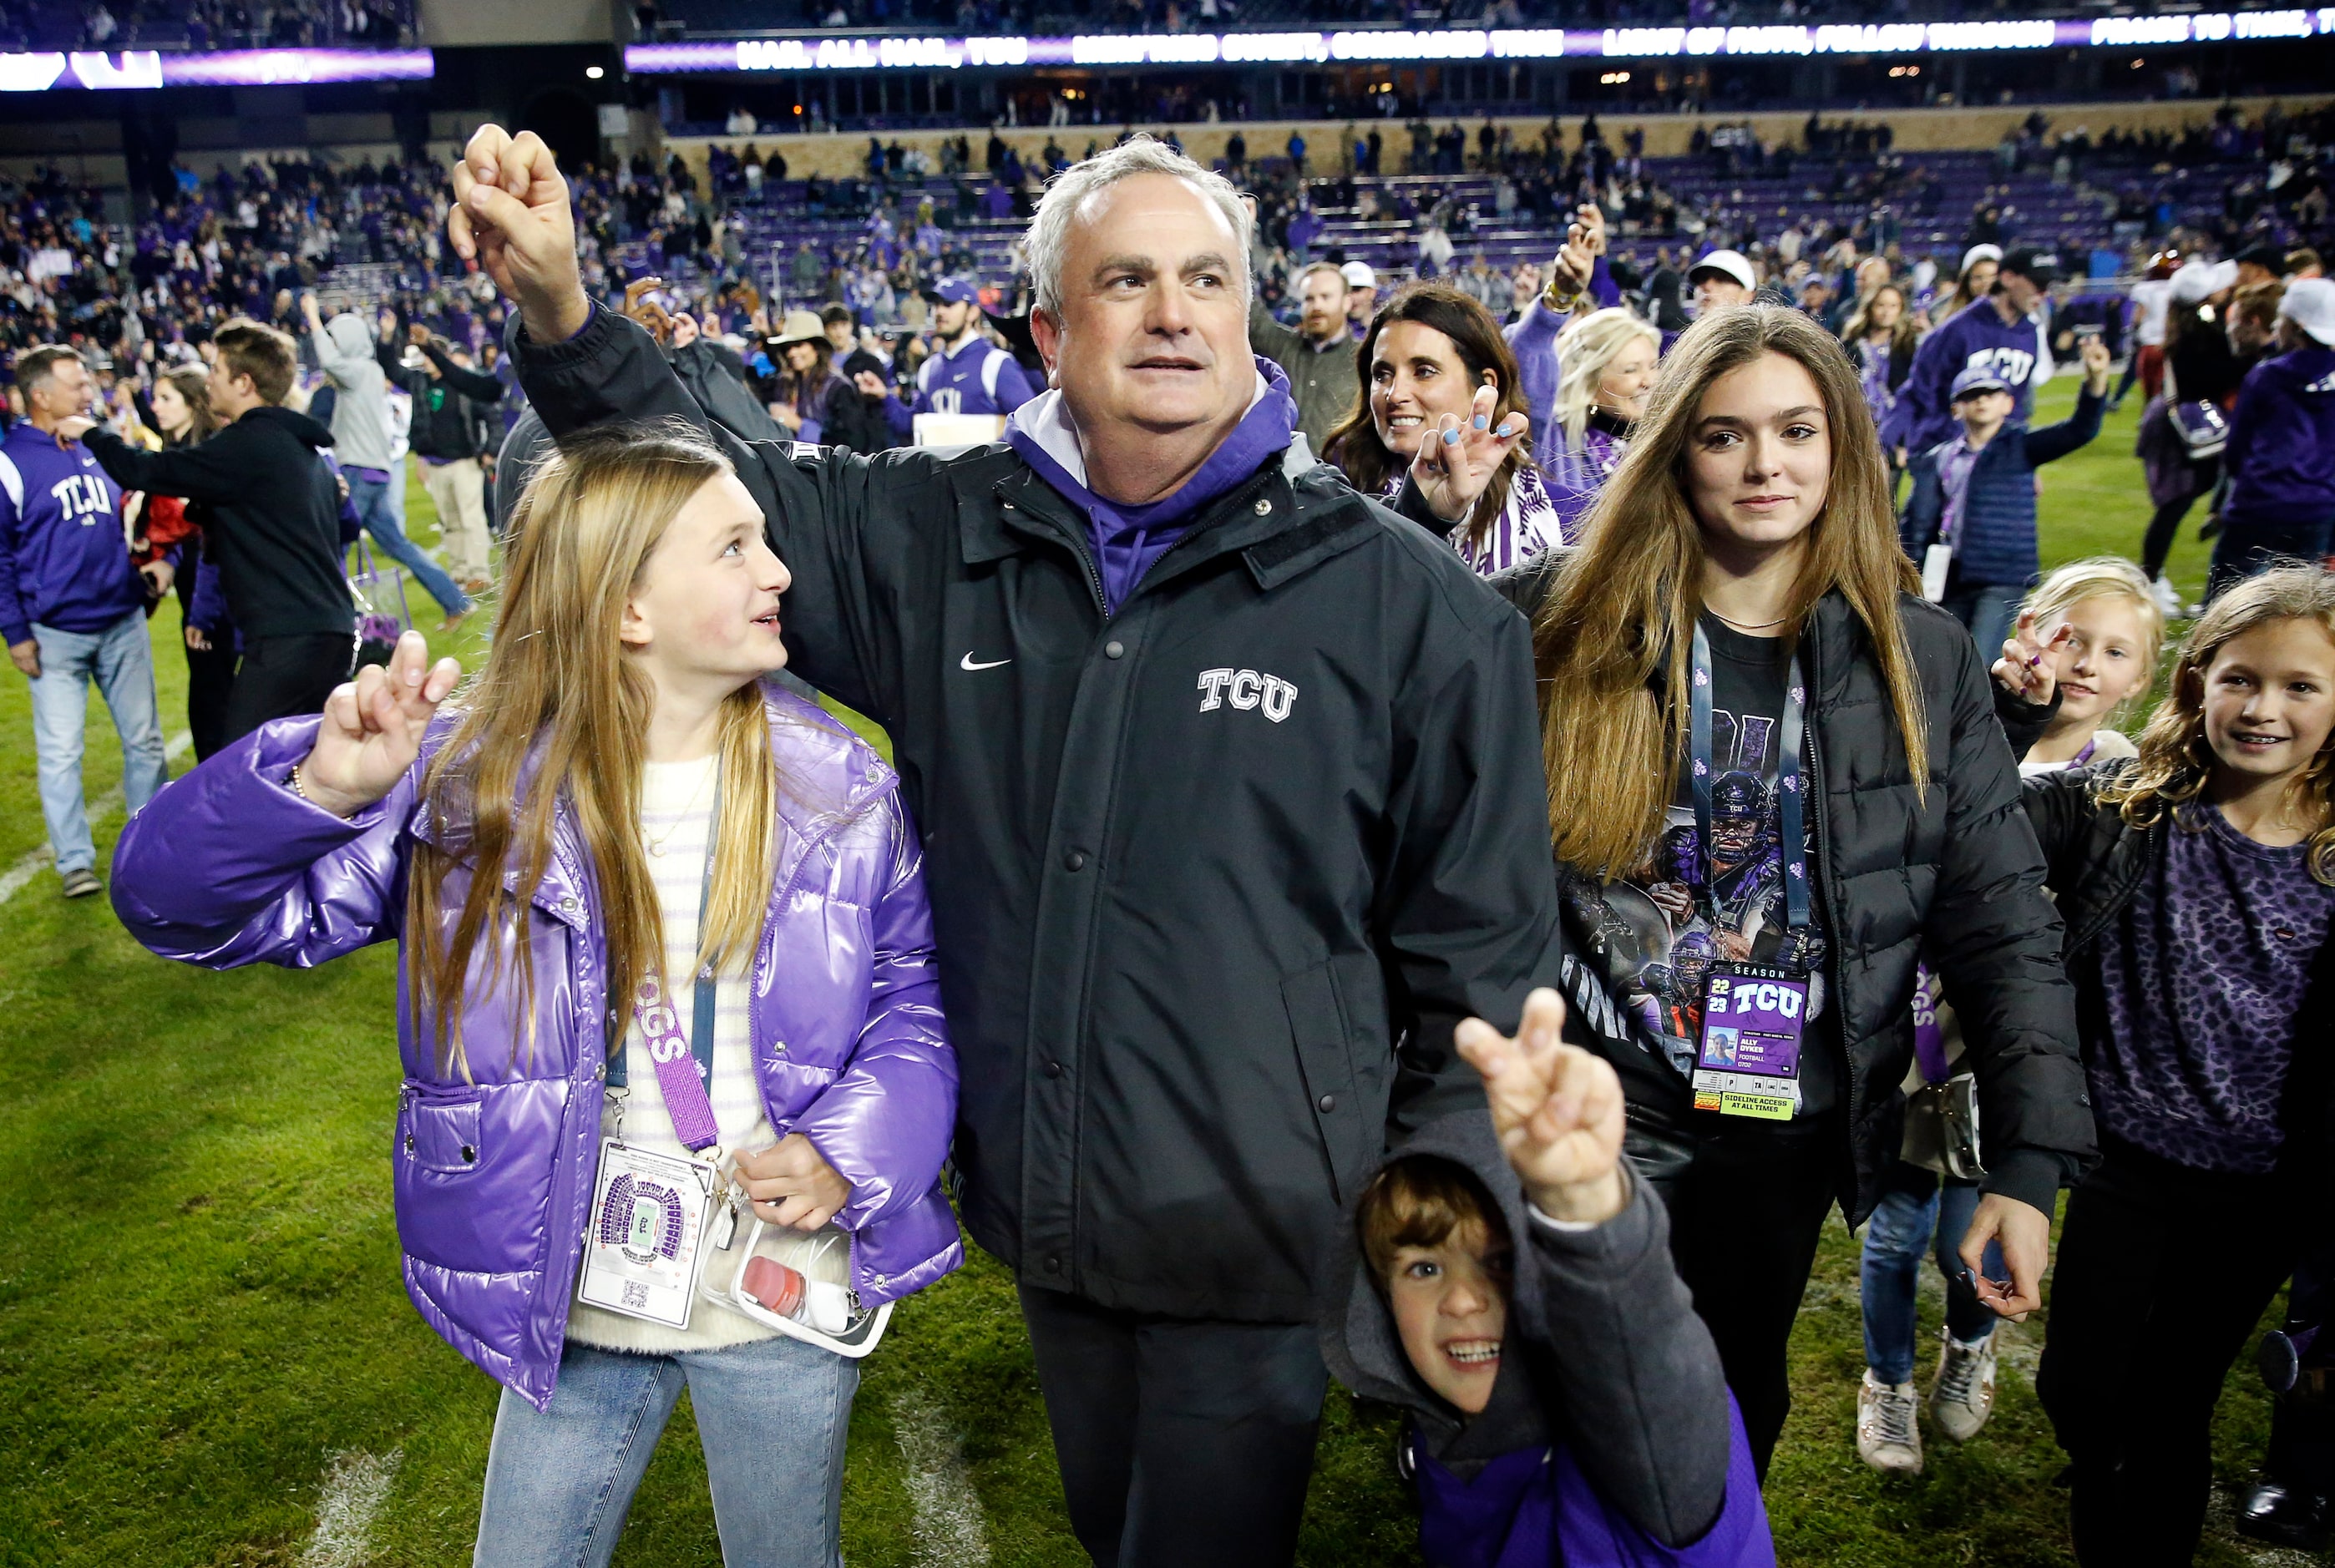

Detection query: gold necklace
xmin=641 ymin=760 xmax=717 ymax=857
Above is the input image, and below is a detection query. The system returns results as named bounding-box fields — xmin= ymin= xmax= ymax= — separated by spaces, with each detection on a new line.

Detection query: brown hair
xmin=210 ymin=318 xmax=297 ymax=406
xmin=156 ymin=362 xmax=216 ymax=445
xmin=1841 ymin=282 xmax=1917 ymax=359
xmin=408 ymin=423 xmax=783 ymax=1075
xmin=1535 ymin=305 xmax=1928 ymax=880
xmin=1324 ymin=282 xmax=1530 ymax=555
xmin=2097 ymin=565 xmax=2335 ymax=886
xmin=1357 ymin=1155 xmax=1512 ymax=1286
xmin=2230 ymin=280 xmax=2286 ymax=334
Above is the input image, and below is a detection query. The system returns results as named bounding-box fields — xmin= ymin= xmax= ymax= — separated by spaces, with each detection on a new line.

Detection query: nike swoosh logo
xmin=960 ymin=653 xmax=1012 ymax=672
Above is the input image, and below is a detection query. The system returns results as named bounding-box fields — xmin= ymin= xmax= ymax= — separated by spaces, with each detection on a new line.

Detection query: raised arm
xmin=79 ymin=422 xmax=249 ymax=506
xmin=418 ymin=337 xmax=509 ymax=403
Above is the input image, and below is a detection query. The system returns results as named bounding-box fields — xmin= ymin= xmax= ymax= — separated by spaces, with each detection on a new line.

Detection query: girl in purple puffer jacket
xmin=113 ymin=425 xmax=962 ymax=1567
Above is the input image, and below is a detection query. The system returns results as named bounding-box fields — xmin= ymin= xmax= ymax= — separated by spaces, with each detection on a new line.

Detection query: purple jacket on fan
xmin=0 ymin=421 xmax=139 ymax=645
xmin=109 ymin=682 xmax=965 ymax=1412
xmin=2221 ymin=346 xmax=2335 ymax=526
xmin=1879 ymin=296 xmax=2049 ymax=458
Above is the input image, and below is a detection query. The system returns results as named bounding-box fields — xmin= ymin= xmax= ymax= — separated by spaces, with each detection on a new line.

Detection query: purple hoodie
xmin=1880 ymin=296 xmax=2049 ymax=457
xmin=2222 ymin=346 xmax=2335 ymax=526
xmin=109 ymin=683 xmax=964 ymax=1411
xmin=1005 ymin=357 xmax=1302 ymax=613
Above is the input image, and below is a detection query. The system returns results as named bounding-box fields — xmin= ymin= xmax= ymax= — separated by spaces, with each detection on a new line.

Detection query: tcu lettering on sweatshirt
xmin=881 ymin=335 xmax=1038 ymax=439
xmin=1881 ymin=297 xmax=2050 ymax=457
xmin=2222 ymin=346 xmax=2335 ymax=526
xmin=0 ymin=422 xmax=139 ymax=645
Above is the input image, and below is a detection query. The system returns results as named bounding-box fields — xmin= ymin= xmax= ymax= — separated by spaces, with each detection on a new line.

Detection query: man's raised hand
xmin=1455 ymin=987 xmax=1629 ymax=1227
xmin=448 ymin=124 xmax=588 ymax=342
xmin=296 ymin=630 xmax=461 ymax=818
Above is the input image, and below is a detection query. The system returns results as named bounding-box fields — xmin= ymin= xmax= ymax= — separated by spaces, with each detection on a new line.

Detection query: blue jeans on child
xmin=347 ymin=468 xmax=469 ymax=618
xmin=473 ymin=1333 xmax=857 ymax=1568
xmin=1942 ymin=581 xmax=2023 ymax=670
xmin=27 ymin=611 xmax=168 ymax=878
xmin=1861 ymin=1159 xmax=2003 ymax=1385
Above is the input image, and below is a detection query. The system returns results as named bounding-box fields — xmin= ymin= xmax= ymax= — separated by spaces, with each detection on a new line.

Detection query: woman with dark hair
xmin=143 ymin=364 xmax=237 ymax=759
xmin=765 ymin=311 xmax=877 ymax=453
xmin=1456 ymin=305 xmax=2093 ymax=1479
xmin=1324 ymin=281 xmax=1558 ymax=574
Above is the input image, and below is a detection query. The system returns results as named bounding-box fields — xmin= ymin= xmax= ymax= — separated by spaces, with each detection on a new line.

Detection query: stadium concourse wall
xmin=657 ymin=89 xmax=2333 ymax=182
xmin=0 ymin=109 xmax=480 ymax=189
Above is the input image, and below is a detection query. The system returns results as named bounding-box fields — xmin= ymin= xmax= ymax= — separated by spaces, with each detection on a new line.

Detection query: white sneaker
xmin=1928 ymin=1329 xmax=1998 ymax=1442
xmin=1857 ymin=1370 xmax=1924 ymax=1474
xmin=2151 ymin=574 xmax=2183 ymax=620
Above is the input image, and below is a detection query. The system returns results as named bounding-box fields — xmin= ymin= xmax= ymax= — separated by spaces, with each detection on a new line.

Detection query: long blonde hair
xmin=409 ymin=424 xmax=781 ymax=1077
xmin=1534 ymin=305 xmax=1928 ymax=880
xmin=2019 ymin=557 xmax=2166 ymax=731
xmin=1552 ymin=307 xmax=1659 ymax=453
xmin=2097 ymin=565 xmax=2335 ymax=886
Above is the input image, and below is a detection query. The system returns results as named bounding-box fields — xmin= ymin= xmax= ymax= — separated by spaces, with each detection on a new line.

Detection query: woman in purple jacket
xmin=112 ymin=425 xmax=962 ymax=1567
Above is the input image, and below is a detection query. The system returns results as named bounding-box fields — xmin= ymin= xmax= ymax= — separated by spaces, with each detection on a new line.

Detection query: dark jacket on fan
xmin=377 ymin=337 xmax=506 ymax=463
xmin=81 ymin=407 xmax=352 ymax=642
xmin=514 ymin=305 xmax=1568 ymax=1323
xmin=1492 ymin=552 xmax=2094 ymax=1225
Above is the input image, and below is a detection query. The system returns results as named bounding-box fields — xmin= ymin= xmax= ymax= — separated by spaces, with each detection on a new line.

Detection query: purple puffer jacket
xmin=111 ymin=680 xmax=964 ymax=1412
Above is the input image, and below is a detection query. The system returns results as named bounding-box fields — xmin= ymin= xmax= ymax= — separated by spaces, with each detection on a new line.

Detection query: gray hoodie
xmin=1320 ymin=1111 xmax=1735 ymax=1548
xmin=312 ymin=312 xmax=393 ymax=473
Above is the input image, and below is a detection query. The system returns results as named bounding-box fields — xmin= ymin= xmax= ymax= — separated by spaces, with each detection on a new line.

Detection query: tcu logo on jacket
xmin=1197 ymin=668 xmax=1299 ymax=723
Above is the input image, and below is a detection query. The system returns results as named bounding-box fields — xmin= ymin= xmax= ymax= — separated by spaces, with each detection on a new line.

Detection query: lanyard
xmin=606 ymin=771 xmax=724 ymax=1156
xmin=1689 ymin=622 xmax=1811 ymax=934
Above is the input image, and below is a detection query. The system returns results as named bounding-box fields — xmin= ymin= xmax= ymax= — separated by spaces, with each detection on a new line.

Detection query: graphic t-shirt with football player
xmin=1558 ymin=615 xmax=1836 ymax=1119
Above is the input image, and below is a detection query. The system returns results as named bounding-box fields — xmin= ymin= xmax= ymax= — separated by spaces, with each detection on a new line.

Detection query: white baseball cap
xmin=2170 ymin=258 xmax=2239 ymax=305
xmin=2281 ymin=276 xmax=2335 ymax=346
xmin=1689 ymin=249 xmax=1757 ymax=293
xmin=1340 ymin=260 xmax=1376 ymax=289
xmin=1959 ymin=243 xmax=2003 ymax=276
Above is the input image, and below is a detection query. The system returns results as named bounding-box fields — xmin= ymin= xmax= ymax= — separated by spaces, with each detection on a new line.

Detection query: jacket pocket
xmin=393 ymin=1077 xmax=563 ymax=1277
xmin=1282 ymin=959 xmax=1371 ymax=1207
xmin=403 ymin=1082 xmax=483 ymax=1175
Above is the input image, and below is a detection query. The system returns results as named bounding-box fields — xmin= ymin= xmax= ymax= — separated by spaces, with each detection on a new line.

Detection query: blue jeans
xmin=347 ymin=469 xmax=468 ymax=617
xmin=1861 ymin=1159 xmax=2001 ymax=1385
xmin=1943 ymin=580 xmax=2024 ymax=670
xmin=473 ymin=1333 xmax=857 ymax=1568
xmin=26 ymin=611 xmax=168 ymax=877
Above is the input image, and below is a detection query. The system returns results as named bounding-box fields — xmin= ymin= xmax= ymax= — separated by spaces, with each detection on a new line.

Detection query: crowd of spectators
xmin=0 ymin=0 xmax=416 ymax=50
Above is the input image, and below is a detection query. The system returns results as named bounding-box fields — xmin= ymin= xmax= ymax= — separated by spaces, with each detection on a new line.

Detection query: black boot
xmin=2237 ymin=1478 xmax=2330 ymax=1550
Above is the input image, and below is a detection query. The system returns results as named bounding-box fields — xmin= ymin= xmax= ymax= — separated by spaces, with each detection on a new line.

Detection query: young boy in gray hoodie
xmin=301 ymin=291 xmax=469 ymax=621
xmin=1323 ymin=989 xmax=1775 ymax=1566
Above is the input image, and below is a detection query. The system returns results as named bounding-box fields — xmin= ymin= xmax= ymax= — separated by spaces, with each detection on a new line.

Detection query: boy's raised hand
xmin=298 ymin=630 xmax=461 ymax=819
xmin=1455 ymin=988 xmax=1629 ymax=1227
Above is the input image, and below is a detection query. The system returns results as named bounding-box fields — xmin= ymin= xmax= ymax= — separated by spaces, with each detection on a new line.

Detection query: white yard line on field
xmin=300 ymin=1447 xmax=403 ymax=1568
xmin=0 ymin=730 xmax=192 ymax=907
xmin=891 ymin=1385 xmax=993 ymax=1568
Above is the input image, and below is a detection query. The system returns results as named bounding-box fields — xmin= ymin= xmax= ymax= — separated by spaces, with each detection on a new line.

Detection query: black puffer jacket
xmin=1494 ymin=552 xmax=2095 ymax=1225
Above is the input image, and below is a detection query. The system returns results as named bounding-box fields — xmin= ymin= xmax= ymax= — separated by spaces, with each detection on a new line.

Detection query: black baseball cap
xmin=1999 ymin=245 xmax=2061 ymax=285
xmin=2236 ymin=241 xmax=2286 ymax=273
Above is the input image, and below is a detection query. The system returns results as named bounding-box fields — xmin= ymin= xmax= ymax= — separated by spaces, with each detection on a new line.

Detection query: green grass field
xmin=0 ymin=392 xmax=2313 ymax=1566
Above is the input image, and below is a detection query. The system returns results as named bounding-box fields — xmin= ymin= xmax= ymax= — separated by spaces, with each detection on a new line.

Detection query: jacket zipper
xmin=1799 ymin=626 xmax=1855 ymax=1164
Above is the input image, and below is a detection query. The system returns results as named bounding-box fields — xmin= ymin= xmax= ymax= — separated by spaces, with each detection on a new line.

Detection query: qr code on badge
xmin=622 ymin=1281 xmax=650 ymax=1310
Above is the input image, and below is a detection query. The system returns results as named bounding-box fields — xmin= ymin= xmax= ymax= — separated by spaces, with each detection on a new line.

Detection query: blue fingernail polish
xmin=1473 ymin=413 xmax=1489 ymax=430
xmin=1443 ymin=427 xmax=1461 ymax=445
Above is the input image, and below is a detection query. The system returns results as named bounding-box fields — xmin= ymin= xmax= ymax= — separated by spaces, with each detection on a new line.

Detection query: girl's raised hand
xmin=1455 ymin=988 xmax=1629 ymax=1227
xmin=1993 ymin=611 xmax=2073 ymax=708
xmin=1411 ymin=382 xmax=1527 ymax=527
xmin=298 ymin=630 xmax=461 ymax=818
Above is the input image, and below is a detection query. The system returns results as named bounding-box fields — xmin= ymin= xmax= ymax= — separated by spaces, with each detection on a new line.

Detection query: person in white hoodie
xmin=301 ymin=291 xmax=469 ymax=623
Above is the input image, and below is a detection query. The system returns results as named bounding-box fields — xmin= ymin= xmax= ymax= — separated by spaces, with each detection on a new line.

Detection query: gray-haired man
xmin=452 ymin=125 xmax=1564 ymax=1566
